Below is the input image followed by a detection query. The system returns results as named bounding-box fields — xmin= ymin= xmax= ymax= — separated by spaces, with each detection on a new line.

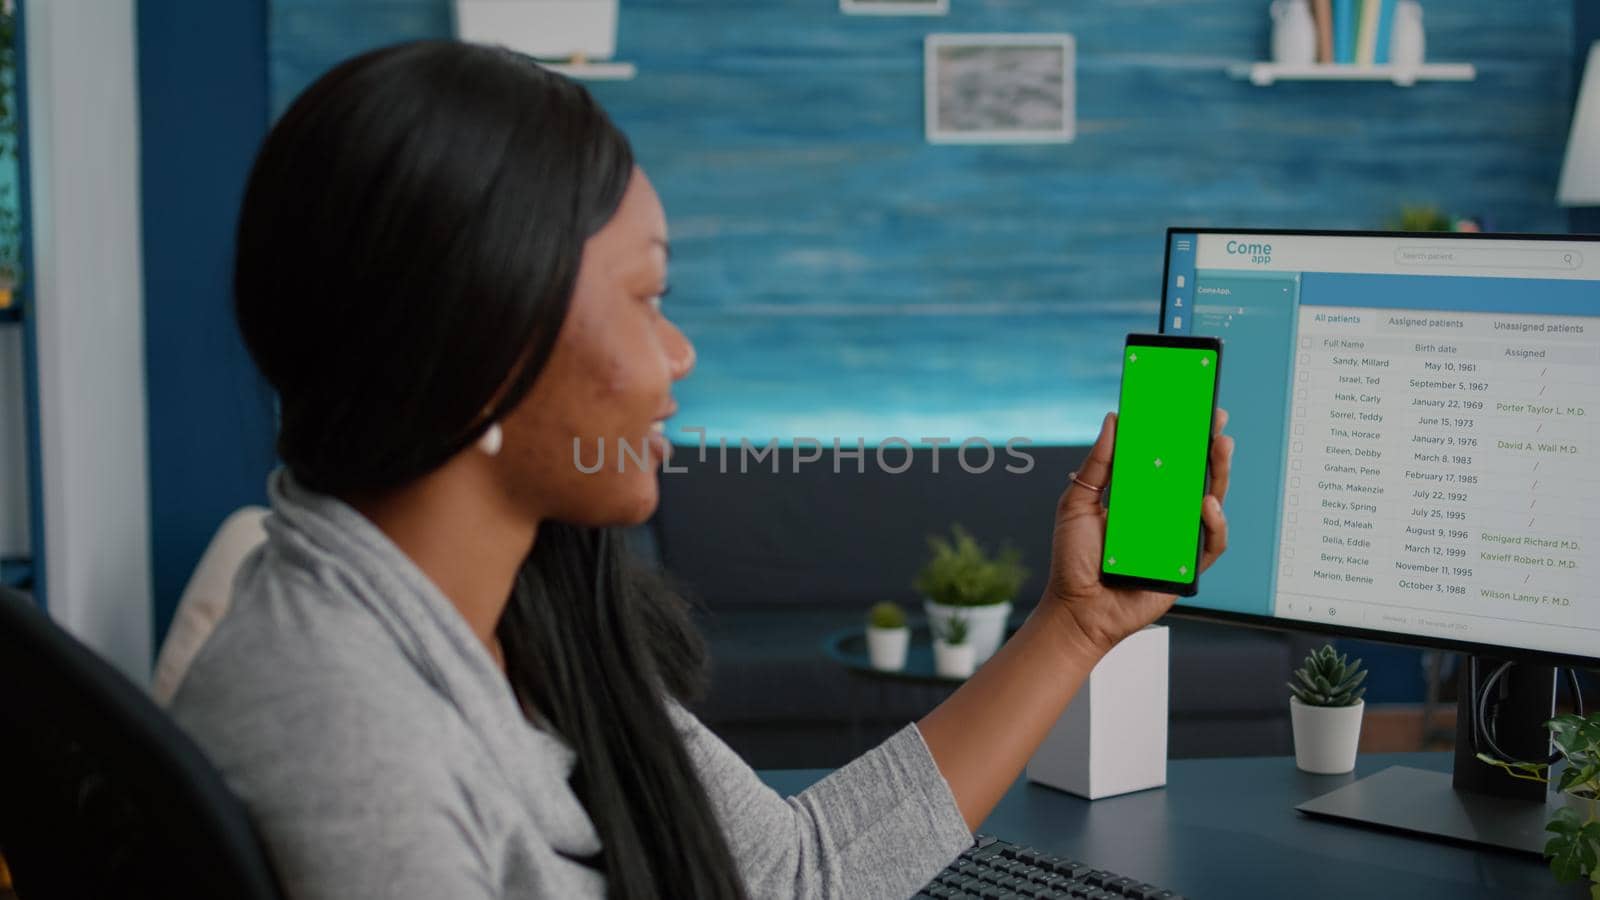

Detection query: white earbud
xmin=477 ymin=423 xmax=503 ymax=457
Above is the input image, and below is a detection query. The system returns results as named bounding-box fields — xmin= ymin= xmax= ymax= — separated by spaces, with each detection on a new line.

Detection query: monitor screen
xmin=1162 ymin=229 xmax=1599 ymax=666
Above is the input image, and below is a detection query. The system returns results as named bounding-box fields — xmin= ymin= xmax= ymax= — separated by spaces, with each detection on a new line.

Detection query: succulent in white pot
xmin=915 ymin=524 xmax=1026 ymax=665
xmin=865 ymin=602 xmax=909 ymax=672
xmin=932 ymin=612 xmax=975 ymax=679
xmin=1288 ymin=644 xmax=1368 ymax=774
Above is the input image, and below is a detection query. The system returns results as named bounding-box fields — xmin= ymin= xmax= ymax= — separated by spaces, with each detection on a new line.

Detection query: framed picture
xmin=455 ymin=0 xmax=619 ymax=60
xmin=924 ymin=34 xmax=1076 ymax=144
xmin=841 ymin=0 xmax=948 ymax=16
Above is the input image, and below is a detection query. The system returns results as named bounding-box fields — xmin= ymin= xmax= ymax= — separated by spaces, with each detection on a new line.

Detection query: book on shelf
xmin=1373 ymin=0 xmax=1398 ymax=65
xmin=1356 ymin=0 xmax=1381 ymax=65
xmin=1313 ymin=0 xmax=1334 ymax=64
xmin=1331 ymin=0 xmax=1357 ymax=64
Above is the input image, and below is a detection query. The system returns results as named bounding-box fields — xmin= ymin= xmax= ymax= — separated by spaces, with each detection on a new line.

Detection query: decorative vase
xmin=1270 ymin=0 xmax=1318 ymax=66
xmin=924 ymin=600 xmax=1011 ymax=664
xmin=934 ymin=640 xmax=975 ymax=679
xmin=866 ymin=626 xmax=910 ymax=672
xmin=1290 ymin=696 xmax=1365 ymax=774
xmin=1389 ymin=1 xmax=1425 ymax=70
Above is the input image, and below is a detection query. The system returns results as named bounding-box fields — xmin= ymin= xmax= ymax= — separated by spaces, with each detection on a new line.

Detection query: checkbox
xmin=1291 ymin=477 xmax=1301 ymax=489
xmin=1295 ymin=389 xmax=1307 ymax=401
xmin=1298 ymin=371 xmax=1309 ymax=382
xmin=1282 ymin=565 xmax=1295 ymax=577
xmin=1294 ymin=423 xmax=1305 ymax=435
xmin=1300 ymin=337 xmax=1311 ymax=349
xmin=1296 ymin=406 xmax=1306 ymax=417
xmin=1289 ymin=495 xmax=1299 ymax=505
xmin=1291 ymin=459 xmax=1302 ymax=470
xmin=1292 ymin=441 xmax=1303 ymax=453
xmin=1287 ymin=512 xmax=1298 ymax=524
xmin=1283 ymin=546 xmax=1296 ymax=558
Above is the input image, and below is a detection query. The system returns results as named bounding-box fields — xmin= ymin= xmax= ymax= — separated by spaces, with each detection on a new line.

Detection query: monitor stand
xmin=1295 ymin=655 xmax=1560 ymax=855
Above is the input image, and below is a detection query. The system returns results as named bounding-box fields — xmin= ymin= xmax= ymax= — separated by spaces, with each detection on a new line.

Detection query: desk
xmin=760 ymin=752 xmax=1574 ymax=899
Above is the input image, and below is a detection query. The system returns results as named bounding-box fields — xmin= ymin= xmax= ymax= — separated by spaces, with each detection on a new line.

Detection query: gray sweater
xmin=169 ymin=472 xmax=972 ymax=899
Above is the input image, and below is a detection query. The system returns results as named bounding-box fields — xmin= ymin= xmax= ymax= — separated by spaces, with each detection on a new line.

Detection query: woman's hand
xmin=1040 ymin=409 xmax=1234 ymax=659
xmin=919 ymin=412 xmax=1234 ymax=829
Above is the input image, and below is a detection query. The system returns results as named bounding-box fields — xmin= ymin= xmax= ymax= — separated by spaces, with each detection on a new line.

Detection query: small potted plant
xmin=1477 ymin=711 xmax=1600 ymax=898
xmin=865 ymin=601 xmax=909 ymax=672
xmin=1287 ymin=644 xmax=1368 ymax=774
xmin=932 ymin=612 xmax=974 ymax=679
xmin=914 ymin=524 xmax=1026 ymax=665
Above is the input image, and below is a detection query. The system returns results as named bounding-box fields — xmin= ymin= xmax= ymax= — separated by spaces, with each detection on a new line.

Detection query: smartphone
xmin=1100 ymin=333 xmax=1222 ymax=597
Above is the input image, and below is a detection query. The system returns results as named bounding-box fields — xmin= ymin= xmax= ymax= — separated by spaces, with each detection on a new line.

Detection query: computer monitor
xmin=1159 ymin=228 xmax=1599 ymax=852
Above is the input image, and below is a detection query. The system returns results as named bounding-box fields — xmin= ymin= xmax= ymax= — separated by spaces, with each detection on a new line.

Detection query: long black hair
xmin=233 ymin=41 xmax=746 ymax=900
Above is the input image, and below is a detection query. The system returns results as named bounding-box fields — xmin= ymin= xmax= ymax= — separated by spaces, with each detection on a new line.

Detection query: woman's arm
xmin=670 ymin=702 xmax=973 ymax=900
xmin=918 ymin=409 xmax=1234 ymax=830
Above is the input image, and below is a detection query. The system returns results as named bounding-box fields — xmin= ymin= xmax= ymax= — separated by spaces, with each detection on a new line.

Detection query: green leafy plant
xmin=867 ymin=601 xmax=907 ymax=630
xmin=913 ymin=524 xmax=1027 ymax=608
xmin=1478 ymin=712 xmax=1600 ymax=898
xmin=1388 ymin=204 xmax=1456 ymax=233
xmin=1287 ymin=644 xmax=1368 ymax=708
xmin=933 ymin=613 xmax=969 ymax=646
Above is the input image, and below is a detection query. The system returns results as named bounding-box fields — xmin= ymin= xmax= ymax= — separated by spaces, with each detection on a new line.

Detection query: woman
xmin=171 ymin=40 xmax=1233 ymax=900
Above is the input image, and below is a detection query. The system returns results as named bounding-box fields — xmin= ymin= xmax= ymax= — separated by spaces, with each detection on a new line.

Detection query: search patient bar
xmin=1395 ymin=246 xmax=1583 ymax=271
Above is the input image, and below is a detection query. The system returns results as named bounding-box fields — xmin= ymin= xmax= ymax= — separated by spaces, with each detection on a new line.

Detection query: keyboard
xmin=914 ymin=834 xmax=1186 ymax=900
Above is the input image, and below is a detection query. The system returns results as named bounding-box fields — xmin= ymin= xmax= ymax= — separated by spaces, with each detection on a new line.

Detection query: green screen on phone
xmin=1102 ymin=343 xmax=1218 ymax=586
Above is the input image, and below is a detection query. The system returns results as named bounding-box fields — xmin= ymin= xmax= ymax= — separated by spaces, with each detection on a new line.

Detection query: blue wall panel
xmin=140 ymin=0 xmax=279 ymax=646
xmin=267 ymin=0 xmax=1574 ymax=448
xmin=1575 ymin=0 xmax=1600 ymax=235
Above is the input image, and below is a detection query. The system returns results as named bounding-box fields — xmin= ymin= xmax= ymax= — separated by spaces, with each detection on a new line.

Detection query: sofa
xmin=647 ymin=443 xmax=1322 ymax=769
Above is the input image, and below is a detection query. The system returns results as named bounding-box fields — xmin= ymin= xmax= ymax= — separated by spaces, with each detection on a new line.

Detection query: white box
xmin=455 ymin=0 xmax=618 ymax=60
xmin=1025 ymin=625 xmax=1167 ymax=800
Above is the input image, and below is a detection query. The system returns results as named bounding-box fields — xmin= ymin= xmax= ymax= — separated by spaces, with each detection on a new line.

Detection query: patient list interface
xmin=1165 ymin=232 xmax=1598 ymax=658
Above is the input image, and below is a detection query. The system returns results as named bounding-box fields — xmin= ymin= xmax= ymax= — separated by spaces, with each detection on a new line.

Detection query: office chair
xmin=0 ymin=587 xmax=284 ymax=900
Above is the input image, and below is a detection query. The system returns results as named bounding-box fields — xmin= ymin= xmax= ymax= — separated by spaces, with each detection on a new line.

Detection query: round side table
xmin=820 ymin=619 xmax=1021 ymax=747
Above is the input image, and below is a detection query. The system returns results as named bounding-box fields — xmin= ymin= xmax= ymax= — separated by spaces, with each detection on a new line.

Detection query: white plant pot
xmin=1560 ymin=790 xmax=1599 ymax=816
xmin=866 ymin=626 xmax=910 ymax=671
xmin=934 ymin=640 xmax=975 ymax=679
xmin=1290 ymin=696 xmax=1364 ymax=774
xmin=924 ymin=600 xmax=1012 ymax=664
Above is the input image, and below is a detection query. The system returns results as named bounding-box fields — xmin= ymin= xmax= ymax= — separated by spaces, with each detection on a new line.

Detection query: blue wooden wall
xmin=269 ymin=0 xmax=1575 ymax=445
xmin=1576 ymin=0 xmax=1600 ymax=235
xmin=140 ymin=0 xmax=278 ymax=645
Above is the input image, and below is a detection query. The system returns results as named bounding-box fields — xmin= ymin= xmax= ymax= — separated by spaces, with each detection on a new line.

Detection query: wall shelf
xmin=1228 ymin=62 xmax=1477 ymax=87
xmin=544 ymin=61 xmax=636 ymax=81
